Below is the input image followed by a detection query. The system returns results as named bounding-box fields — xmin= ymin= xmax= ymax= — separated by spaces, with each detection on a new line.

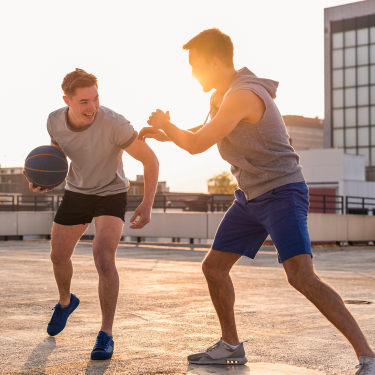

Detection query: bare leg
xmin=92 ymin=215 xmax=124 ymax=336
xmin=50 ymin=222 xmax=89 ymax=305
xmin=283 ymin=254 xmax=375 ymax=359
xmin=202 ymin=249 xmax=242 ymax=345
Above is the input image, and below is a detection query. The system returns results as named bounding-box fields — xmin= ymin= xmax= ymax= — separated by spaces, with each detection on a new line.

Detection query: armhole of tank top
xmin=231 ymin=88 xmax=268 ymax=126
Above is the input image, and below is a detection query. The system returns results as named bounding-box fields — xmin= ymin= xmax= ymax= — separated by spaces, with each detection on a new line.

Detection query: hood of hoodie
xmin=208 ymin=67 xmax=279 ymax=121
xmin=226 ymin=67 xmax=279 ymax=100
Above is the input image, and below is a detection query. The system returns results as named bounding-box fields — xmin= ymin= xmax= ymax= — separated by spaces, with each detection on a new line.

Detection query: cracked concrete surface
xmin=0 ymin=241 xmax=374 ymax=374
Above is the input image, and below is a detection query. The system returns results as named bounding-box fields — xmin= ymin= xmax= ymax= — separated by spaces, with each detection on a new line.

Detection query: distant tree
xmin=207 ymin=171 xmax=237 ymax=194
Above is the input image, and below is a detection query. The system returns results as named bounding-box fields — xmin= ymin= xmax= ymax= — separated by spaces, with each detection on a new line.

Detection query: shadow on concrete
xmin=187 ymin=364 xmax=250 ymax=374
xmin=21 ymin=337 xmax=56 ymax=374
xmin=84 ymin=359 xmax=111 ymax=375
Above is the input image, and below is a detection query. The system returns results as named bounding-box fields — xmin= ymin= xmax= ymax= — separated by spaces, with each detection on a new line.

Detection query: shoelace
xmin=356 ymin=362 xmax=370 ymax=375
xmin=94 ymin=334 xmax=111 ymax=351
xmin=49 ymin=305 xmax=62 ymax=325
xmin=206 ymin=341 xmax=222 ymax=352
xmin=206 ymin=339 xmax=248 ymax=352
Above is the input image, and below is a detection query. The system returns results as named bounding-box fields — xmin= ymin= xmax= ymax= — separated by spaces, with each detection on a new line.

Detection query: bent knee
xmin=202 ymin=258 xmax=227 ymax=281
xmin=50 ymin=251 xmax=71 ymax=265
xmin=287 ymin=274 xmax=302 ymax=291
xmin=287 ymin=272 xmax=320 ymax=293
xmin=94 ymin=256 xmax=116 ymax=276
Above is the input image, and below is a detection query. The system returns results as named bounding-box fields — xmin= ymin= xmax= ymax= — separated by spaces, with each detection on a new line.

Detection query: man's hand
xmin=148 ymin=109 xmax=170 ymax=129
xmin=129 ymin=202 xmax=151 ymax=229
xmin=138 ymin=127 xmax=170 ymax=142
xmin=23 ymin=171 xmax=54 ymax=194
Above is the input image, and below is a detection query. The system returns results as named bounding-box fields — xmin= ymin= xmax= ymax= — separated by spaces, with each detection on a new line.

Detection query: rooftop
xmin=283 ymin=115 xmax=324 ymax=129
xmin=0 ymin=240 xmax=373 ymax=374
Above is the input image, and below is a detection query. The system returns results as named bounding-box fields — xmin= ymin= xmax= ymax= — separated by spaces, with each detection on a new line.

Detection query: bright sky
xmin=0 ymin=0 xmax=363 ymax=193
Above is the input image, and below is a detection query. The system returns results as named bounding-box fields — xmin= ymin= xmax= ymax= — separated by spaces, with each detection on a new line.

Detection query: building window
xmin=358 ymin=107 xmax=369 ymax=125
xmin=129 ymin=186 xmax=139 ymax=195
xmin=330 ymin=17 xmax=375 ymax=166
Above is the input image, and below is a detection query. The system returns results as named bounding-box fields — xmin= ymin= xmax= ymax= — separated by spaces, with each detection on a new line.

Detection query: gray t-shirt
xmin=47 ymin=105 xmax=137 ymax=196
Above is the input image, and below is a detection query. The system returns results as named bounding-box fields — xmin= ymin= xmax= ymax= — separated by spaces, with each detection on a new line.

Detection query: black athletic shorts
xmin=54 ymin=190 xmax=127 ymax=226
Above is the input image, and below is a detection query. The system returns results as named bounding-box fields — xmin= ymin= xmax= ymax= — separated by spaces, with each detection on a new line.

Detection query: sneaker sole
xmin=91 ymin=352 xmax=113 ymax=360
xmin=189 ymin=357 xmax=248 ymax=365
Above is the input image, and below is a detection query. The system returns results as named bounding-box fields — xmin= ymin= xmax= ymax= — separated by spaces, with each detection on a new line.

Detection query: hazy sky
xmin=0 ymin=0 xmax=363 ymax=192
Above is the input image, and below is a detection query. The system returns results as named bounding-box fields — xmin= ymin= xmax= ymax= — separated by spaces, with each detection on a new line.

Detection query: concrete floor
xmin=0 ymin=241 xmax=375 ymax=375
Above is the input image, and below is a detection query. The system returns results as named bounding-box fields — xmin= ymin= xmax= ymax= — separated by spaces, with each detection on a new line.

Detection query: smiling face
xmin=189 ymin=48 xmax=219 ymax=93
xmin=63 ymin=85 xmax=99 ymax=128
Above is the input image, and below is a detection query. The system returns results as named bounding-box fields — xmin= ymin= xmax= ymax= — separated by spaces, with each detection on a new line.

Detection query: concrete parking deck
xmin=0 ymin=241 xmax=375 ymax=375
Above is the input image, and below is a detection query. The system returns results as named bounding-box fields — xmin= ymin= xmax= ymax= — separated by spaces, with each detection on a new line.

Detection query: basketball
xmin=24 ymin=145 xmax=68 ymax=189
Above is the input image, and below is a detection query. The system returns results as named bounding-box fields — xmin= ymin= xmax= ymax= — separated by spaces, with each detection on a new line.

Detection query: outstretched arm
xmin=138 ymin=124 xmax=204 ymax=143
xmin=146 ymin=90 xmax=265 ymax=154
xmin=187 ymin=125 xmax=204 ymax=133
xmin=123 ymin=137 xmax=159 ymax=229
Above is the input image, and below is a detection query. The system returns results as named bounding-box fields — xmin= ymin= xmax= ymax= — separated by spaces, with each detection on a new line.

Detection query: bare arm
xmin=138 ymin=124 xmax=204 ymax=143
xmin=146 ymin=90 xmax=265 ymax=154
xmin=123 ymin=137 xmax=159 ymax=229
xmin=187 ymin=125 xmax=204 ymax=133
xmin=50 ymin=141 xmax=67 ymax=157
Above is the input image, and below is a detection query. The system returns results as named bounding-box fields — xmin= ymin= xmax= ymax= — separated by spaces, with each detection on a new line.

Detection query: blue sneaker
xmin=91 ymin=331 xmax=114 ymax=360
xmin=47 ymin=293 xmax=80 ymax=336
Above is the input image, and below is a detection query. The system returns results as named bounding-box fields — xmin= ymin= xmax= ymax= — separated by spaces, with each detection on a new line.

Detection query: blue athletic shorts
xmin=212 ymin=182 xmax=313 ymax=263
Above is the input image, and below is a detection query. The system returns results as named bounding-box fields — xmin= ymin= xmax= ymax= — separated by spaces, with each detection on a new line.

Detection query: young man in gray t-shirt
xmin=25 ymin=68 xmax=159 ymax=360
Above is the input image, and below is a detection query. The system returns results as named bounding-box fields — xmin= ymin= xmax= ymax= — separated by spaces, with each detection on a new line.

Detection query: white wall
xmin=344 ymin=153 xmax=366 ymax=181
xmin=299 ymin=149 xmax=345 ymax=182
xmin=298 ymin=148 xmax=366 ymax=183
xmin=0 ymin=212 xmax=17 ymax=236
xmin=344 ymin=180 xmax=375 ymax=199
xmin=298 ymin=149 xmax=375 ymax=199
xmin=1 ymin=211 xmax=375 ymax=243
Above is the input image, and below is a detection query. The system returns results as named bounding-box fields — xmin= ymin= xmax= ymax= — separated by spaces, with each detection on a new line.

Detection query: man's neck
xmin=66 ymin=108 xmax=87 ymax=130
xmin=215 ymin=67 xmax=237 ymax=94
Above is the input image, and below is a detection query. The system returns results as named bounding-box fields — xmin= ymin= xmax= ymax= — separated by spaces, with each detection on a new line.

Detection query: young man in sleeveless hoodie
xmin=139 ymin=29 xmax=375 ymax=373
xmin=25 ymin=69 xmax=159 ymax=360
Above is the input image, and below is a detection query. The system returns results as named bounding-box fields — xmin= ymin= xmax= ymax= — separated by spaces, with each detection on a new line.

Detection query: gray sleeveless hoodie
xmin=210 ymin=67 xmax=305 ymax=201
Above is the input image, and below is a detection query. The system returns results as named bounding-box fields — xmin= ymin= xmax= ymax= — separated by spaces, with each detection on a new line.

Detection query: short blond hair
xmin=183 ymin=28 xmax=234 ymax=67
xmin=61 ymin=68 xmax=98 ymax=97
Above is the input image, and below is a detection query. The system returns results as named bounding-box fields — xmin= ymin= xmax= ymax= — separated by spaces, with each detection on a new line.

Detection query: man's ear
xmin=63 ymin=96 xmax=70 ymax=106
xmin=211 ymin=57 xmax=221 ymax=70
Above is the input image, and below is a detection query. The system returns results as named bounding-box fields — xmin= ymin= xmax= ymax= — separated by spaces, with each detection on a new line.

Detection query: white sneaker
xmin=356 ymin=356 xmax=375 ymax=374
xmin=187 ymin=338 xmax=247 ymax=365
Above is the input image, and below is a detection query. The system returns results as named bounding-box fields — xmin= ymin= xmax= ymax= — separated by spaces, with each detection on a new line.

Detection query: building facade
xmin=283 ymin=115 xmax=324 ymax=150
xmin=127 ymin=175 xmax=169 ymax=195
xmin=0 ymin=166 xmax=66 ymax=196
xmin=0 ymin=169 xmax=170 ymax=197
xmin=325 ymin=0 xmax=375 ymax=179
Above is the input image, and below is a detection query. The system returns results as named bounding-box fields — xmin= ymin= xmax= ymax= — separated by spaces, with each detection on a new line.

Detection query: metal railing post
xmin=164 ymin=195 xmax=166 ymax=213
xmin=345 ymin=196 xmax=349 ymax=215
xmin=362 ymin=197 xmax=365 ymax=215
xmin=17 ymin=196 xmax=20 ymax=211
